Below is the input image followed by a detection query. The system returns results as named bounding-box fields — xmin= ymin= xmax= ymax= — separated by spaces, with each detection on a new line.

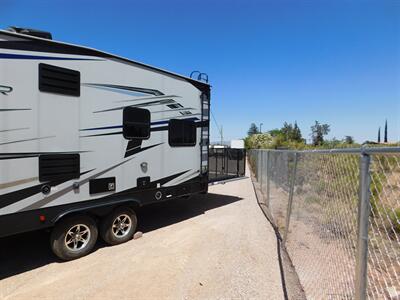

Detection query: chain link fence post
xmin=283 ymin=152 xmax=298 ymax=244
xmin=254 ymin=150 xmax=257 ymax=179
xmin=257 ymin=150 xmax=261 ymax=181
xmin=260 ymin=150 xmax=264 ymax=191
xmin=355 ymin=151 xmax=371 ymax=300
xmin=266 ymin=151 xmax=270 ymax=208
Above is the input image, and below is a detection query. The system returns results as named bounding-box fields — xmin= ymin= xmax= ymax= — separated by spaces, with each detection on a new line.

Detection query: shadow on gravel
xmin=0 ymin=192 xmax=241 ymax=280
xmin=137 ymin=193 xmax=243 ymax=233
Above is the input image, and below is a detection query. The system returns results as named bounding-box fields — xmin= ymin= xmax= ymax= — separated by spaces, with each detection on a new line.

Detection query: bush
xmin=388 ymin=208 xmax=400 ymax=236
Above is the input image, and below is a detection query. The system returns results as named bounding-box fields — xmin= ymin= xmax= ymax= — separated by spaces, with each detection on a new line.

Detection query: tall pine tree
xmin=378 ymin=127 xmax=381 ymax=143
xmin=384 ymin=120 xmax=388 ymax=143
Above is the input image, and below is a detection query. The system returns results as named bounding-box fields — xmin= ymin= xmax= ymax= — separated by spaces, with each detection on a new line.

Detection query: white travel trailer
xmin=0 ymin=27 xmax=211 ymax=260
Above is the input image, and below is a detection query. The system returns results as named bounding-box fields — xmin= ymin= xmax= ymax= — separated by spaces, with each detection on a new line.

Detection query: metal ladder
xmin=200 ymin=92 xmax=210 ymax=176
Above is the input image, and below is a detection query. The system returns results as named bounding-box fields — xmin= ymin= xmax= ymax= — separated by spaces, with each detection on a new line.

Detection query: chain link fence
xmin=248 ymin=148 xmax=400 ymax=300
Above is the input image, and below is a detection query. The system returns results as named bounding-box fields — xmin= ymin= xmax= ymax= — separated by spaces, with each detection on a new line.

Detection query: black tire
xmin=50 ymin=215 xmax=98 ymax=261
xmin=100 ymin=206 xmax=137 ymax=245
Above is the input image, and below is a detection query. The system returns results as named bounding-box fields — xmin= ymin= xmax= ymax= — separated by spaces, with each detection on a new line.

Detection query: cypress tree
xmin=384 ymin=120 xmax=388 ymax=143
xmin=378 ymin=127 xmax=381 ymax=143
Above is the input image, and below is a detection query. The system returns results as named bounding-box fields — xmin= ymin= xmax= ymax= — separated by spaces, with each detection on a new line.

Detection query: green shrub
xmin=388 ymin=208 xmax=400 ymax=236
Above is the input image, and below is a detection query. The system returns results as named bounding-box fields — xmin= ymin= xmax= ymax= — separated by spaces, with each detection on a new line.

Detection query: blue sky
xmin=2 ymin=0 xmax=399 ymax=143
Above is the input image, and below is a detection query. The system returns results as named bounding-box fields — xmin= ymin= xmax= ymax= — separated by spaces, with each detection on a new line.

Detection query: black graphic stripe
xmin=168 ymin=170 xmax=200 ymax=186
xmin=0 ymin=136 xmax=54 ymax=146
xmin=151 ymin=120 xmax=207 ymax=132
xmin=83 ymin=126 xmax=168 ymax=135
xmin=93 ymin=99 xmax=175 ymax=113
xmin=0 ymin=169 xmax=93 ymax=210
xmin=0 ymin=155 xmax=38 ymax=161
xmin=125 ymin=142 xmax=163 ymax=158
xmin=0 ymin=151 xmax=89 ymax=156
xmin=0 ymin=53 xmax=102 ymax=61
xmin=80 ymin=131 xmax=123 ymax=138
xmin=0 ymin=109 xmax=31 ymax=112
xmin=151 ymin=126 xmax=168 ymax=132
xmin=84 ymin=83 xmax=164 ymax=96
xmin=80 ymin=125 xmax=122 ymax=131
xmin=0 ymin=127 xmax=29 ymax=133
xmin=151 ymin=107 xmax=195 ymax=114
xmin=124 ymin=140 xmax=142 ymax=158
xmin=0 ymin=151 xmax=90 ymax=161
xmin=158 ymin=170 xmax=191 ymax=186
xmin=0 ymin=184 xmax=49 ymax=210
xmin=125 ymin=139 xmax=142 ymax=157
xmin=115 ymin=94 xmax=180 ymax=103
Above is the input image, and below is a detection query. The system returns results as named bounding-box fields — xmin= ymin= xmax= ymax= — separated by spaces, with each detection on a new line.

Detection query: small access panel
xmin=137 ymin=176 xmax=151 ymax=189
xmin=89 ymin=177 xmax=116 ymax=195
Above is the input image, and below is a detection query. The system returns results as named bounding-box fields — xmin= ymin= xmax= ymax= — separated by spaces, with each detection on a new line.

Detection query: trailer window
xmin=169 ymin=119 xmax=197 ymax=147
xmin=123 ymin=107 xmax=151 ymax=140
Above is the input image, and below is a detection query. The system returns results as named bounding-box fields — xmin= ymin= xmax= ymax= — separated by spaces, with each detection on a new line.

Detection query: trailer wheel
xmin=50 ymin=215 xmax=98 ymax=261
xmin=100 ymin=207 xmax=137 ymax=245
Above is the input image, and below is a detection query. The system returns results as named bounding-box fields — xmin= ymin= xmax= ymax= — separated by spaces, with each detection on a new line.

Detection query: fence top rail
xmin=249 ymin=146 xmax=400 ymax=155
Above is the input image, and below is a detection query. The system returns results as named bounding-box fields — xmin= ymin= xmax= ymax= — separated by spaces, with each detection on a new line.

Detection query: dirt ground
xmin=251 ymin=178 xmax=306 ymax=300
xmin=0 ymin=168 xmax=285 ymax=300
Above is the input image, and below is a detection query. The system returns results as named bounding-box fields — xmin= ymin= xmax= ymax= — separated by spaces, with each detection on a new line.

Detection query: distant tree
xmin=268 ymin=128 xmax=282 ymax=137
xmin=326 ymin=137 xmax=341 ymax=148
xmin=281 ymin=122 xmax=294 ymax=141
xmin=247 ymin=123 xmax=259 ymax=136
xmin=268 ymin=122 xmax=303 ymax=143
xmin=378 ymin=127 xmax=381 ymax=143
xmin=344 ymin=136 xmax=354 ymax=144
xmin=293 ymin=121 xmax=303 ymax=142
xmin=310 ymin=121 xmax=330 ymax=146
xmin=384 ymin=120 xmax=388 ymax=143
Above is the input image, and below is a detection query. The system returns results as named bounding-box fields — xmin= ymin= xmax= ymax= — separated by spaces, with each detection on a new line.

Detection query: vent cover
xmin=39 ymin=154 xmax=80 ymax=182
xmin=39 ymin=63 xmax=80 ymax=96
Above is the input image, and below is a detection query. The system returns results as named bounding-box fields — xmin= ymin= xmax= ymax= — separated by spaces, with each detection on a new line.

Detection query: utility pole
xmin=259 ymin=123 xmax=263 ymax=134
xmin=220 ymin=125 xmax=223 ymax=145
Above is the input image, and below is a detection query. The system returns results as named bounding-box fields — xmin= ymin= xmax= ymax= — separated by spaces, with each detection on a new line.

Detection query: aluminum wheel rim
xmin=112 ymin=214 xmax=132 ymax=238
xmin=64 ymin=224 xmax=91 ymax=252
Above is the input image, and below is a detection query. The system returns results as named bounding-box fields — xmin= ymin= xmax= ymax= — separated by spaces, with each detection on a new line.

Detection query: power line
xmin=210 ymin=110 xmax=223 ymax=143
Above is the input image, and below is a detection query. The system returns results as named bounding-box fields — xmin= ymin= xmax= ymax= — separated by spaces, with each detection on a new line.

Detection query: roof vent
xmin=6 ymin=26 xmax=52 ymax=40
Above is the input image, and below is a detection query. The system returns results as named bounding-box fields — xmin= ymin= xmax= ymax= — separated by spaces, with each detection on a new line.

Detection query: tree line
xmin=245 ymin=121 xmax=356 ymax=149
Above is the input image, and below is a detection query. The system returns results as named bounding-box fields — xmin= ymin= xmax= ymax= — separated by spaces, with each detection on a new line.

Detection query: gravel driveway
xmin=0 ymin=168 xmax=284 ymax=299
